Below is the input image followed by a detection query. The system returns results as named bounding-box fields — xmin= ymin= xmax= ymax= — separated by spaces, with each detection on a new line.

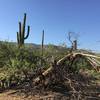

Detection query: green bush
xmin=0 ymin=42 xmax=49 ymax=88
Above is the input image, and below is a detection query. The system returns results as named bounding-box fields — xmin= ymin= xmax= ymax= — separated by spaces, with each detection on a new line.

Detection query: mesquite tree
xmin=68 ymin=32 xmax=78 ymax=52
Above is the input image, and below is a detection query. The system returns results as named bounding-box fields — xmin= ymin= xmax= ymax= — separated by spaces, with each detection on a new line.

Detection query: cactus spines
xmin=17 ymin=13 xmax=30 ymax=47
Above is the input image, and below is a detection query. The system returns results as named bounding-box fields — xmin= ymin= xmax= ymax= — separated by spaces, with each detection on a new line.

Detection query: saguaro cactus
xmin=17 ymin=13 xmax=30 ymax=47
xmin=41 ymin=30 xmax=44 ymax=56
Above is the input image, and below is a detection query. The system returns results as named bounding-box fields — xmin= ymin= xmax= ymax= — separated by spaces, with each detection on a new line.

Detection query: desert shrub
xmin=71 ymin=57 xmax=92 ymax=73
xmin=0 ymin=42 xmax=49 ymax=88
xmin=42 ymin=44 xmax=68 ymax=66
xmin=0 ymin=41 xmax=16 ymax=67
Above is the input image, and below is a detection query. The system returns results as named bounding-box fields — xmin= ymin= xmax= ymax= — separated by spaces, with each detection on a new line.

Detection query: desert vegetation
xmin=0 ymin=13 xmax=100 ymax=100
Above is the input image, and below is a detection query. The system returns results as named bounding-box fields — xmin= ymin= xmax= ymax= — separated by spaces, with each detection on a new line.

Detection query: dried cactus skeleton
xmin=34 ymin=52 xmax=100 ymax=83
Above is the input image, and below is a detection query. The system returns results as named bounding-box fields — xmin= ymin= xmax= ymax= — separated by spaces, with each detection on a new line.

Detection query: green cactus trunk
xmin=41 ymin=30 xmax=44 ymax=67
xmin=17 ymin=13 xmax=30 ymax=47
xmin=41 ymin=30 xmax=44 ymax=56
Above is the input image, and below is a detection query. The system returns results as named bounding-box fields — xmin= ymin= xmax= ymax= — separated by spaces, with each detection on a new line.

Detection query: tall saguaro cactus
xmin=41 ymin=30 xmax=44 ymax=56
xmin=17 ymin=13 xmax=30 ymax=47
xmin=41 ymin=30 xmax=44 ymax=67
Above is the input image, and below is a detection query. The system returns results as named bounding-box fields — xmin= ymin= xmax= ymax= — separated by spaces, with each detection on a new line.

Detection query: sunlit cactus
xmin=41 ymin=30 xmax=44 ymax=56
xmin=17 ymin=13 xmax=30 ymax=47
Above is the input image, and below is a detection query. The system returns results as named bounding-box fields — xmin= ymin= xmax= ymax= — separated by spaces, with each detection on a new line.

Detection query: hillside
xmin=0 ymin=41 xmax=100 ymax=100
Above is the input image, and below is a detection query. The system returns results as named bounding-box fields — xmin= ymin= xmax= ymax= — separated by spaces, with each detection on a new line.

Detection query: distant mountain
xmin=0 ymin=41 xmax=97 ymax=54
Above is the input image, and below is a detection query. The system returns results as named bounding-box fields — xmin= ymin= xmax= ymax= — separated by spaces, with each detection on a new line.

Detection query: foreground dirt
xmin=0 ymin=90 xmax=41 ymax=100
xmin=0 ymin=70 xmax=100 ymax=100
xmin=0 ymin=90 xmax=68 ymax=100
xmin=0 ymin=81 xmax=100 ymax=100
xmin=0 ymin=90 xmax=23 ymax=100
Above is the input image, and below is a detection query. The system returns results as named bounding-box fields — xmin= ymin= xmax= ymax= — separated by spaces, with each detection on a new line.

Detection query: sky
xmin=0 ymin=0 xmax=100 ymax=52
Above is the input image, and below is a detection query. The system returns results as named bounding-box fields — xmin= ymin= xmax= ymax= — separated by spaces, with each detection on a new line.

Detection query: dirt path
xmin=0 ymin=90 xmax=54 ymax=100
xmin=0 ymin=90 xmax=23 ymax=100
xmin=0 ymin=90 xmax=69 ymax=100
xmin=0 ymin=90 xmax=30 ymax=100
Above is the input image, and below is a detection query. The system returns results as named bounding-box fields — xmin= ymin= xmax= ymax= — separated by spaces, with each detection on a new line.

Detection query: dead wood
xmin=33 ymin=52 xmax=100 ymax=84
xmin=86 ymin=57 xmax=100 ymax=71
xmin=75 ymin=53 xmax=100 ymax=59
xmin=34 ymin=66 xmax=53 ymax=83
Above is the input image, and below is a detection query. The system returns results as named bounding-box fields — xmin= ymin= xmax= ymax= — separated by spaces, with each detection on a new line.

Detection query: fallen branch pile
xmin=34 ymin=52 xmax=100 ymax=84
